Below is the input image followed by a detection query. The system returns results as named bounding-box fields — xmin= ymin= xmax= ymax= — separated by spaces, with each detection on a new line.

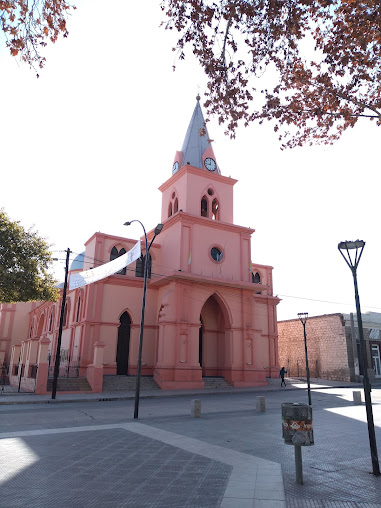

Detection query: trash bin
xmin=282 ymin=402 xmax=314 ymax=446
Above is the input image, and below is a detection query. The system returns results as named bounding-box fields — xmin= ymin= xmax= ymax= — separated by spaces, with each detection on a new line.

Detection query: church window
xmin=211 ymin=247 xmax=223 ymax=262
xmin=252 ymin=272 xmax=261 ymax=284
xmin=76 ymin=296 xmax=81 ymax=322
xmin=212 ymin=199 xmax=219 ymax=220
xmin=207 ymin=188 xmax=214 ymax=196
xmin=110 ymin=247 xmax=118 ymax=261
xmin=63 ymin=302 xmax=68 ymax=327
xmin=168 ymin=202 xmax=173 ymax=218
xmin=201 ymin=196 xmax=208 ymax=217
xmin=117 ymin=248 xmax=126 ymax=275
xmin=136 ymin=255 xmax=144 ymax=277
xmin=135 ymin=253 xmax=152 ymax=279
xmin=110 ymin=246 xmax=126 ymax=275
xmin=174 ymin=198 xmax=178 ymax=213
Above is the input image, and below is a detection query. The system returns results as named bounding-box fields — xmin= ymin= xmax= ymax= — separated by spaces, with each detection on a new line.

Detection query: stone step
xmin=202 ymin=376 xmax=232 ymax=389
xmin=102 ymin=375 xmax=160 ymax=392
xmin=46 ymin=377 xmax=92 ymax=392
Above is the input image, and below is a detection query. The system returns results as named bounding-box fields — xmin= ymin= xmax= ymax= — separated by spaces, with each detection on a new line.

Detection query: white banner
xmin=69 ymin=241 xmax=141 ymax=290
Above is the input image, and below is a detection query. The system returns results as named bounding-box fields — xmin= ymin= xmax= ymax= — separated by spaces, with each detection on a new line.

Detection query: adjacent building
xmin=278 ymin=312 xmax=381 ymax=382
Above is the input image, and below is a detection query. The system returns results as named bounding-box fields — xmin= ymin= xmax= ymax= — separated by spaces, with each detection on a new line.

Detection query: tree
xmin=0 ymin=209 xmax=59 ymax=303
xmin=161 ymin=0 xmax=381 ymax=148
xmin=1 ymin=0 xmax=75 ymax=74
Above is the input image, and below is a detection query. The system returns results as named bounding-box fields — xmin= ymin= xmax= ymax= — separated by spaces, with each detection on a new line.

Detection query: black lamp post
xmin=297 ymin=312 xmax=311 ymax=406
xmin=338 ymin=240 xmax=380 ymax=476
xmin=124 ymin=220 xmax=164 ymax=419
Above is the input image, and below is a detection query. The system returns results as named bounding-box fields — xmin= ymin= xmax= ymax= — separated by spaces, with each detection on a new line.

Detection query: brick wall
xmin=278 ymin=314 xmax=352 ymax=382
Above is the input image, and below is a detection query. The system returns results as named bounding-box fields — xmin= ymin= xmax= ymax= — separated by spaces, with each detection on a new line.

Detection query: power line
xmin=52 ymin=252 xmax=381 ymax=312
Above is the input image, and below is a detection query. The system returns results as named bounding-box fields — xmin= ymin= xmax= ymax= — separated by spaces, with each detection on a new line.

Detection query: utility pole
xmin=51 ymin=248 xmax=71 ymax=400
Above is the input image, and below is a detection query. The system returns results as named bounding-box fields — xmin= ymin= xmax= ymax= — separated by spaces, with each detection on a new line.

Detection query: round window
xmin=207 ymin=188 xmax=214 ymax=196
xmin=211 ymin=247 xmax=223 ymax=262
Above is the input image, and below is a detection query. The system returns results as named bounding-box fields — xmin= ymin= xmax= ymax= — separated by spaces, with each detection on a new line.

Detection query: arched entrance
xmin=116 ymin=312 xmax=131 ymax=375
xmin=199 ymin=294 xmax=229 ymax=377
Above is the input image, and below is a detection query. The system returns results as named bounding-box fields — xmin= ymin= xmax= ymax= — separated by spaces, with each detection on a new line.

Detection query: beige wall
xmin=278 ymin=314 xmax=352 ymax=381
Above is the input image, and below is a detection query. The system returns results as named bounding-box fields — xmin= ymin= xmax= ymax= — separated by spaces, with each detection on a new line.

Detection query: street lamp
xmin=297 ymin=312 xmax=311 ymax=406
xmin=124 ymin=220 xmax=164 ymax=419
xmin=338 ymin=240 xmax=380 ymax=476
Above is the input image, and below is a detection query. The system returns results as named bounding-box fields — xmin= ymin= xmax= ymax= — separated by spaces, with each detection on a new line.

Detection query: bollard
xmin=353 ymin=391 xmax=362 ymax=405
xmin=191 ymin=399 xmax=201 ymax=418
xmin=256 ymin=396 xmax=266 ymax=413
xmin=294 ymin=445 xmax=303 ymax=484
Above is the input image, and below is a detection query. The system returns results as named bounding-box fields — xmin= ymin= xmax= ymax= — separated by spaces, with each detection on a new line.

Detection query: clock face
xmin=172 ymin=161 xmax=179 ymax=174
xmin=204 ymin=157 xmax=217 ymax=172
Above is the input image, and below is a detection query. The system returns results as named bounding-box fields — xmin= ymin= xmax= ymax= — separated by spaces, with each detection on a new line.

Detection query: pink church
xmin=2 ymin=97 xmax=280 ymax=393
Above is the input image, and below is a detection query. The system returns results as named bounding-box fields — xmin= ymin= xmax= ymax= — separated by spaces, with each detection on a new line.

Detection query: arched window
xmin=75 ymin=296 xmax=81 ymax=322
xmin=252 ymin=272 xmax=261 ymax=284
xmin=110 ymin=246 xmax=126 ymax=275
xmin=63 ymin=302 xmax=68 ymax=327
xmin=174 ymin=198 xmax=178 ymax=213
xmin=212 ymin=199 xmax=219 ymax=220
xmin=117 ymin=248 xmax=126 ymax=275
xmin=201 ymin=196 xmax=208 ymax=217
xmin=135 ymin=253 xmax=152 ymax=279
xmin=136 ymin=254 xmax=144 ymax=277
xmin=110 ymin=246 xmax=118 ymax=261
xmin=168 ymin=202 xmax=173 ymax=218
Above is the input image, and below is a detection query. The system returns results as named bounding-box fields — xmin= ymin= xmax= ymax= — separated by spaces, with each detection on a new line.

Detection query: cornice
xmin=161 ymin=211 xmax=254 ymax=235
xmin=159 ymin=164 xmax=238 ymax=193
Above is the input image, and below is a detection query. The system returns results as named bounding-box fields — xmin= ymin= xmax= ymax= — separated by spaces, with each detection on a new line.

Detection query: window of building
xmin=135 ymin=253 xmax=152 ymax=278
xmin=168 ymin=202 xmax=173 ymax=218
xmin=212 ymin=199 xmax=219 ymax=220
xmin=201 ymin=196 xmax=208 ymax=217
xmin=76 ymin=296 xmax=81 ymax=322
xmin=63 ymin=302 xmax=68 ymax=327
xmin=110 ymin=246 xmax=126 ymax=275
xmin=252 ymin=272 xmax=261 ymax=284
xmin=174 ymin=197 xmax=178 ymax=213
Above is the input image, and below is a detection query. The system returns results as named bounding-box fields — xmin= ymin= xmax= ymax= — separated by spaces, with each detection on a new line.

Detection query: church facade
xmin=2 ymin=98 xmax=280 ymax=392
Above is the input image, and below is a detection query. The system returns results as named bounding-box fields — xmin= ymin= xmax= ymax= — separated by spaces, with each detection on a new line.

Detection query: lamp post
xmin=338 ymin=240 xmax=380 ymax=476
xmin=124 ymin=220 xmax=164 ymax=419
xmin=297 ymin=312 xmax=311 ymax=406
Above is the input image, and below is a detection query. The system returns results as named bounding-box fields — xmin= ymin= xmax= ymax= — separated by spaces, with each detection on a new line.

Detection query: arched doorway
xmin=199 ymin=294 xmax=229 ymax=377
xmin=116 ymin=312 xmax=131 ymax=375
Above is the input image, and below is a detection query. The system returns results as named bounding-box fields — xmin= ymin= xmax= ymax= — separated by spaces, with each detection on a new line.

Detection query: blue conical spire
xmin=172 ymin=96 xmax=220 ymax=175
xmin=181 ymin=96 xmax=211 ymax=169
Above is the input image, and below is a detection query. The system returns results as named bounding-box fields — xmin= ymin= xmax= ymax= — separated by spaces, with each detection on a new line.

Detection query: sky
xmin=1 ymin=0 xmax=380 ymax=322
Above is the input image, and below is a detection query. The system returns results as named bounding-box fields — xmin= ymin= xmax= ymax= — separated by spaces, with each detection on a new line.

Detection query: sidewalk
xmin=0 ymin=379 xmax=380 ymax=507
xmin=0 ymin=377 xmax=368 ymax=405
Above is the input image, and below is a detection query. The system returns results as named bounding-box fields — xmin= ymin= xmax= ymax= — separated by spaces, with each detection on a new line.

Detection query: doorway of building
xmin=116 ymin=312 xmax=131 ymax=375
xmin=199 ymin=294 xmax=228 ymax=377
xmin=371 ymin=344 xmax=381 ymax=377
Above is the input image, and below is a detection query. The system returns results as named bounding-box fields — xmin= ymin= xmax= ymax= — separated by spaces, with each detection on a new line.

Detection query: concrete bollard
xmin=256 ymin=396 xmax=266 ymax=413
xmin=353 ymin=391 xmax=362 ymax=405
xmin=191 ymin=399 xmax=201 ymax=418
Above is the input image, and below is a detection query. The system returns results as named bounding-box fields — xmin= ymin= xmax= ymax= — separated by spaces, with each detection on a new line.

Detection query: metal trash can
xmin=282 ymin=402 xmax=314 ymax=446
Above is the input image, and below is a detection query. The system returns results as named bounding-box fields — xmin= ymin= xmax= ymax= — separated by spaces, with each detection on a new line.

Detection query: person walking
xmin=280 ymin=367 xmax=287 ymax=387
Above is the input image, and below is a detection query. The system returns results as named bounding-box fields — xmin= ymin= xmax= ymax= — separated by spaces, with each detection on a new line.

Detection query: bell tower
xmin=159 ymin=96 xmax=236 ymax=225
